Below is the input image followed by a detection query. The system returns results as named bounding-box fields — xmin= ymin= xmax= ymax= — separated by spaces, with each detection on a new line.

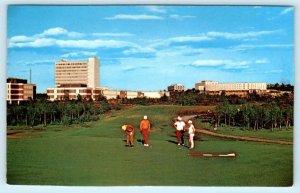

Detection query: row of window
xmin=56 ymin=62 xmax=87 ymax=66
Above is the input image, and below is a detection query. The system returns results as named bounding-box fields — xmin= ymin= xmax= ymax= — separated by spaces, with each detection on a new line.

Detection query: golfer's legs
xmin=180 ymin=131 xmax=184 ymax=145
xmin=142 ymin=130 xmax=148 ymax=144
xmin=126 ymin=134 xmax=130 ymax=145
xmin=130 ymin=134 xmax=134 ymax=145
xmin=190 ymin=134 xmax=194 ymax=148
xmin=176 ymin=131 xmax=181 ymax=144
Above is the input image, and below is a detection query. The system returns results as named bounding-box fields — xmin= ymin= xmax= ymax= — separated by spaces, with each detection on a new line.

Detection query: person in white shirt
xmin=173 ymin=116 xmax=186 ymax=146
xmin=187 ymin=120 xmax=196 ymax=149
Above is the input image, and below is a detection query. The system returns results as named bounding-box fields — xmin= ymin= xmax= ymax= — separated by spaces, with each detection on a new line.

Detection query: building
xmin=48 ymin=56 xmax=170 ymax=101
xmin=7 ymin=77 xmax=36 ymax=104
xmin=195 ymin=80 xmax=267 ymax=96
xmin=47 ymin=87 xmax=170 ymax=101
xmin=47 ymin=86 xmax=102 ymax=101
xmin=55 ymin=57 xmax=99 ymax=88
xmin=168 ymin=84 xmax=185 ymax=92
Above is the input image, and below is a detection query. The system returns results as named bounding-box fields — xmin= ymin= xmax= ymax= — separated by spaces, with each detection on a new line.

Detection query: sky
xmin=7 ymin=5 xmax=294 ymax=93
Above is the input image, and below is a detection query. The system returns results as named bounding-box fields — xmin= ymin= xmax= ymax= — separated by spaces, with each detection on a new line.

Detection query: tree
xmin=96 ymin=94 xmax=108 ymax=102
xmin=77 ymin=94 xmax=83 ymax=102
xmin=227 ymin=105 xmax=238 ymax=126
xmin=284 ymin=104 xmax=293 ymax=128
xmin=216 ymin=99 xmax=229 ymax=125
xmin=160 ymin=94 xmax=169 ymax=102
xmin=241 ymin=105 xmax=251 ymax=129
xmin=270 ymin=102 xmax=281 ymax=131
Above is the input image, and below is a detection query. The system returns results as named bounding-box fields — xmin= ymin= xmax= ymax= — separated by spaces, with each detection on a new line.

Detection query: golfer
xmin=121 ymin=124 xmax=135 ymax=147
xmin=174 ymin=116 xmax=186 ymax=146
xmin=187 ymin=120 xmax=196 ymax=149
xmin=139 ymin=115 xmax=151 ymax=147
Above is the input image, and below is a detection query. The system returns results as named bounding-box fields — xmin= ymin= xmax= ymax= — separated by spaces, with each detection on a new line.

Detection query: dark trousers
xmin=176 ymin=130 xmax=184 ymax=145
xmin=180 ymin=130 xmax=185 ymax=145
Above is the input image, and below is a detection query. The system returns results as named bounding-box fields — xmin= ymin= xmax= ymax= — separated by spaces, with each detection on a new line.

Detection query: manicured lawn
xmin=7 ymin=105 xmax=293 ymax=186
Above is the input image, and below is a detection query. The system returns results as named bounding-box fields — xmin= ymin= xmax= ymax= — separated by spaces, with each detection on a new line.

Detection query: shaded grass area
xmin=194 ymin=120 xmax=293 ymax=142
xmin=7 ymin=105 xmax=293 ymax=186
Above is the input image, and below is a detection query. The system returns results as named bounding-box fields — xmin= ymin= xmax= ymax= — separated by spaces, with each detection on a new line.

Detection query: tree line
xmin=7 ymin=95 xmax=112 ymax=127
xmin=7 ymin=88 xmax=293 ymax=130
xmin=214 ymin=99 xmax=293 ymax=131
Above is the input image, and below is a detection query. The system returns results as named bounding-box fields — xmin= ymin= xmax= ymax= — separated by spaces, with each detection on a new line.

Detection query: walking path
xmin=196 ymin=129 xmax=292 ymax=145
xmin=181 ymin=115 xmax=293 ymax=145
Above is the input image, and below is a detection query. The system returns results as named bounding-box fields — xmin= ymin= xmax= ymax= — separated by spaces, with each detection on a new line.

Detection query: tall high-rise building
xmin=55 ymin=57 xmax=100 ymax=88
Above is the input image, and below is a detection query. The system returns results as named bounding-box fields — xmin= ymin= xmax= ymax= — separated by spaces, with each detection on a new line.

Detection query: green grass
xmin=7 ymin=105 xmax=293 ymax=186
xmin=196 ymin=121 xmax=293 ymax=141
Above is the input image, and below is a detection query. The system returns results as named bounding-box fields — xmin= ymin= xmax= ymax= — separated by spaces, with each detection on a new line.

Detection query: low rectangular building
xmin=47 ymin=87 xmax=96 ymax=101
xmin=195 ymin=80 xmax=267 ymax=96
xmin=168 ymin=84 xmax=185 ymax=92
xmin=7 ymin=78 xmax=36 ymax=104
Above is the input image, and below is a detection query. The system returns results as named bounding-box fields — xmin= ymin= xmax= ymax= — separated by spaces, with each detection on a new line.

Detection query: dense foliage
xmin=214 ymin=99 xmax=293 ymax=131
xmin=7 ymin=95 xmax=112 ymax=127
xmin=7 ymin=86 xmax=293 ymax=131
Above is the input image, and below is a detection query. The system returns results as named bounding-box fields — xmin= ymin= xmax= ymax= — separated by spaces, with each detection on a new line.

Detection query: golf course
xmin=7 ymin=105 xmax=293 ymax=186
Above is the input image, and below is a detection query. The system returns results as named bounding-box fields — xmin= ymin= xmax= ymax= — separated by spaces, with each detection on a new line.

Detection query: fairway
xmin=7 ymin=105 xmax=293 ymax=186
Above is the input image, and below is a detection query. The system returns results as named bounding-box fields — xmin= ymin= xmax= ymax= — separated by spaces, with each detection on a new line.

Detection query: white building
xmin=168 ymin=84 xmax=185 ymax=92
xmin=47 ymin=87 xmax=102 ymax=101
xmin=195 ymin=80 xmax=267 ymax=95
xmin=55 ymin=57 xmax=99 ymax=88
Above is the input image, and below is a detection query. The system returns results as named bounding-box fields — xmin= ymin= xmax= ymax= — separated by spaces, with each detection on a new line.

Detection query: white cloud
xmin=67 ymin=31 xmax=85 ymax=38
xmin=232 ymin=44 xmax=293 ymax=51
xmin=145 ymin=6 xmax=167 ymax=13
xmin=61 ymin=51 xmax=98 ymax=58
xmin=207 ymin=30 xmax=278 ymax=40
xmin=169 ymin=14 xmax=195 ymax=20
xmin=255 ymin=59 xmax=269 ymax=64
xmin=9 ymin=27 xmax=85 ymax=46
xmin=155 ymin=46 xmax=205 ymax=57
xmin=123 ymin=46 xmax=156 ymax=55
xmin=40 ymin=27 xmax=67 ymax=36
xmin=9 ymin=35 xmax=34 ymax=42
xmin=280 ymin=7 xmax=293 ymax=15
xmin=39 ymin=27 xmax=84 ymax=38
xmin=55 ymin=39 xmax=135 ymax=49
xmin=24 ymin=59 xmax=54 ymax=65
xmin=9 ymin=38 xmax=56 ymax=48
xmin=189 ymin=59 xmax=250 ymax=69
xmin=188 ymin=59 xmax=269 ymax=69
xmin=9 ymin=37 xmax=136 ymax=49
xmin=105 ymin=14 xmax=164 ymax=20
xmin=168 ymin=35 xmax=214 ymax=43
xmin=122 ymin=64 xmax=152 ymax=71
xmin=92 ymin=33 xmax=133 ymax=37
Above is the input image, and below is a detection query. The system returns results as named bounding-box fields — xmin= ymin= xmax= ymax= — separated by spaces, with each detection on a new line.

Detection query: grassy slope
xmin=7 ymin=105 xmax=293 ymax=186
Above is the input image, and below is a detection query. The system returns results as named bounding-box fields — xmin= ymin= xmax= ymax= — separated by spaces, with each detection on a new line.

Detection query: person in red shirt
xmin=139 ymin=115 xmax=151 ymax=147
xmin=121 ymin=124 xmax=135 ymax=147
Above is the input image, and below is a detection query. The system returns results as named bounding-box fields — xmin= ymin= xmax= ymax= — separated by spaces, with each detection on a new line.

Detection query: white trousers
xmin=189 ymin=134 xmax=194 ymax=148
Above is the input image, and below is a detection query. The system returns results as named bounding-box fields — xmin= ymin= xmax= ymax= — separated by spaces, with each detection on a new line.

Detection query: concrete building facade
xmin=195 ymin=80 xmax=267 ymax=96
xmin=168 ymin=84 xmax=185 ymax=92
xmin=47 ymin=87 xmax=102 ymax=101
xmin=55 ymin=57 xmax=99 ymax=88
xmin=7 ymin=78 xmax=36 ymax=104
xmin=47 ymin=87 xmax=169 ymax=101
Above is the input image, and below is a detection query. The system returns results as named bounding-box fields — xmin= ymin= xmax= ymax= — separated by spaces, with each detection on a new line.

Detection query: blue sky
xmin=7 ymin=5 xmax=294 ymax=93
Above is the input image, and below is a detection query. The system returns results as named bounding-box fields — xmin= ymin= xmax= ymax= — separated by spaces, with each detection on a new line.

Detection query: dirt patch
xmin=7 ymin=133 xmax=31 ymax=139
